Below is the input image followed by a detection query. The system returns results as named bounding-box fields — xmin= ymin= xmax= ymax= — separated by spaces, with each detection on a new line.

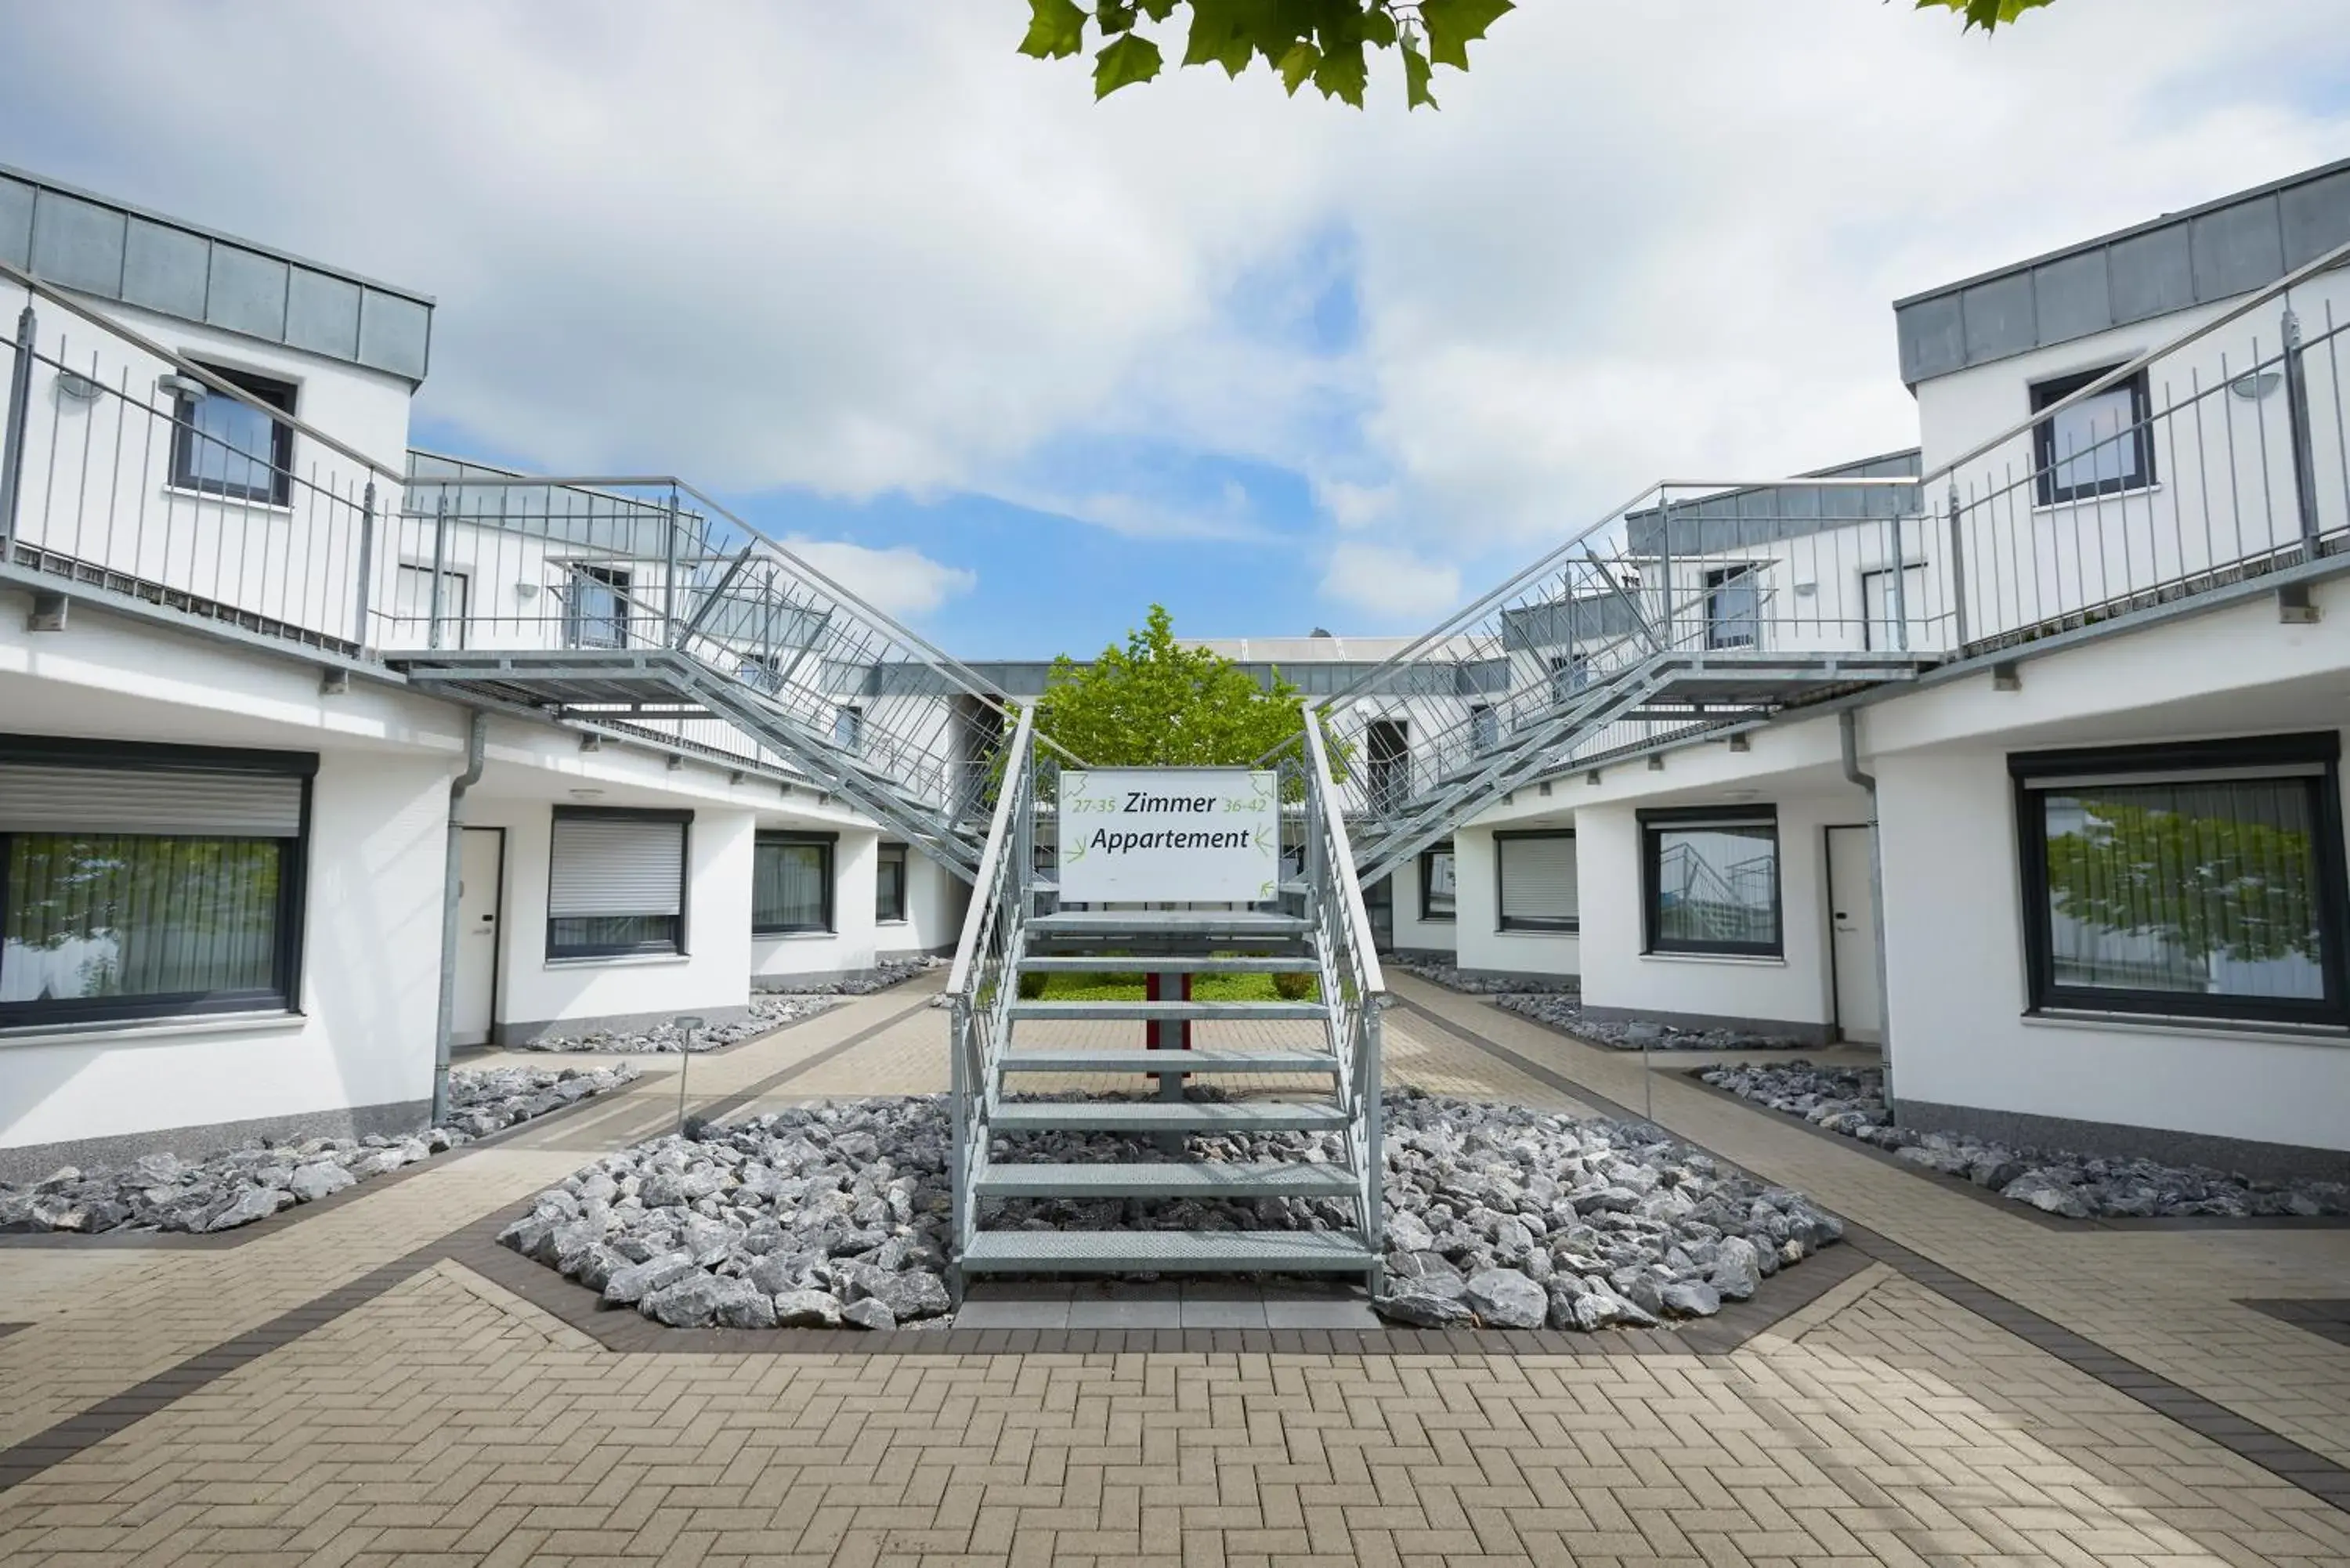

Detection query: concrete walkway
xmin=0 ymin=972 xmax=2345 ymax=1566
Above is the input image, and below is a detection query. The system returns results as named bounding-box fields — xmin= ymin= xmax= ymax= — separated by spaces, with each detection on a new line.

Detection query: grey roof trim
xmin=1893 ymin=155 xmax=2350 ymax=385
xmin=0 ymin=162 xmax=435 ymax=385
xmin=1625 ymin=448 xmax=1922 ymax=552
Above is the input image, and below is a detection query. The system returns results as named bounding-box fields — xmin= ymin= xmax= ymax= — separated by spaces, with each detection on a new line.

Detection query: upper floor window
xmin=2012 ymin=734 xmax=2348 ymax=1027
xmin=1704 ymin=566 xmax=1759 ymax=650
xmin=565 ymin=565 xmax=631 ymax=649
xmin=834 ymin=705 xmax=864 ymax=752
xmin=171 ymin=364 xmax=295 ymax=507
xmin=1548 ymin=653 xmax=1589 ymax=705
xmin=1 ymin=736 xmax=313 ymax=1028
xmin=2032 ymin=365 xmax=2155 ymax=505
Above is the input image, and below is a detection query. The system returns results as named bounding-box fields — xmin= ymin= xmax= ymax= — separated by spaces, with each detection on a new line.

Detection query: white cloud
xmin=782 ymin=537 xmax=975 ymax=620
xmin=1320 ymin=542 xmax=1463 ymax=622
xmin=6 ymin=0 xmax=2347 ymax=629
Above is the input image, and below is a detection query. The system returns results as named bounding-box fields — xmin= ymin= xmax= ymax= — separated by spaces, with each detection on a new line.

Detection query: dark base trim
xmin=1899 ymin=1097 xmax=2350 ymax=1185
xmin=0 ymin=1097 xmax=432 ymax=1187
xmin=1578 ymin=1001 xmax=1835 ymax=1045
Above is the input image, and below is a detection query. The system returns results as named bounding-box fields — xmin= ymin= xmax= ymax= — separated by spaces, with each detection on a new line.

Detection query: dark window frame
xmin=2031 ymin=363 xmax=2157 ymax=506
xmin=1702 ymin=565 xmax=1759 ymax=651
xmin=1495 ymin=828 xmax=1578 ymax=934
xmin=1640 ymin=804 xmax=1783 ymax=957
xmin=0 ymin=733 xmax=313 ymax=1029
xmin=753 ymin=829 xmax=837 ymax=937
xmin=2010 ymin=733 xmax=2350 ymax=1028
xmin=563 ymin=564 xmax=634 ymax=650
xmin=169 ymin=363 xmax=296 ymax=508
xmin=545 ymin=805 xmax=692 ymax=960
xmin=1417 ymin=840 xmax=1457 ymax=924
xmin=876 ymin=841 xmax=908 ymax=926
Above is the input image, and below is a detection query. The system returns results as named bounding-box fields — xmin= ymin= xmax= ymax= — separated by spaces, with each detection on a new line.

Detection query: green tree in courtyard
xmin=1018 ymin=1 xmax=2055 ymax=110
xmin=1034 ymin=604 xmax=1345 ymax=779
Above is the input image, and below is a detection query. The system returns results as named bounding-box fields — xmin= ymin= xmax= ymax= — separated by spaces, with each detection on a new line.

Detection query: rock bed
xmin=1698 ymin=1060 xmax=2350 ymax=1219
xmin=763 ymin=954 xmax=943 ymax=997
xmin=1495 ymin=992 xmax=1812 ymax=1053
xmin=1386 ymin=959 xmax=1578 ymax=996
xmin=0 ymin=1064 xmax=641 ymax=1236
xmin=521 ymin=994 xmax=838 ymax=1054
xmin=499 ymin=1086 xmax=1843 ymax=1333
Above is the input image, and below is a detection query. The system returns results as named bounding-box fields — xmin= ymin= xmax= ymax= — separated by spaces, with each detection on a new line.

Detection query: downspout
xmin=432 ymin=710 xmax=490 ymax=1125
xmin=1838 ymin=709 xmax=1896 ymax=1117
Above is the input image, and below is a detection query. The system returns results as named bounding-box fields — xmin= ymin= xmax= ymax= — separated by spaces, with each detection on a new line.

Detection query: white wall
xmin=750 ymin=826 xmax=879 ymax=985
xmin=1451 ymin=825 xmax=1578 ymax=979
xmin=1386 ymin=846 xmax=1459 ymax=959
xmin=881 ymin=846 xmax=966 ymax=959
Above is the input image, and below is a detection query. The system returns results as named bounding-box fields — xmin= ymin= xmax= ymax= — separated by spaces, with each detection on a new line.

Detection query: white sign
xmin=1058 ymin=768 xmax=1280 ymax=904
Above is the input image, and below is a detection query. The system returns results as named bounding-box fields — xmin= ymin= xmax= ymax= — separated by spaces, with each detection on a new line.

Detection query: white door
xmin=1826 ymin=826 xmax=1882 ymax=1044
xmin=1861 ymin=564 xmax=1929 ymax=652
xmin=388 ymin=563 xmax=468 ymax=649
xmin=454 ymin=827 xmax=503 ymax=1047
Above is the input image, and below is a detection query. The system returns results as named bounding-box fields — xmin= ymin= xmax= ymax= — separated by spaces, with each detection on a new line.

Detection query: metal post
xmin=662 ymin=494 xmax=682 ymax=645
xmin=1653 ymin=489 xmax=1676 ymax=646
xmin=428 ymin=494 xmax=450 ymax=650
xmin=1945 ymin=484 xmax=1969 ymax=651
xmin=432 ymin=710 xmax=490 ymax=1125
xmin=352 ymin=479 xmax=378 ymax=649
xmin=0 ymin=304 xmax=35 ymax=555
xmin=2283 ymin=307 xmax=2323 ymax=554
xmin=674 ymin=1016 xmax=703 ymax=1133
xmin=1887 ymin=504 xmax=1911 ymax=652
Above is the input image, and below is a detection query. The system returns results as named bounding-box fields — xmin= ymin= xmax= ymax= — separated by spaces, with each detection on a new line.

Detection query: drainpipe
xmin=432 ymin=710 xmax=490 ymax=1125
xmin=1838 ymin=709 xmax=1896 ymax=1117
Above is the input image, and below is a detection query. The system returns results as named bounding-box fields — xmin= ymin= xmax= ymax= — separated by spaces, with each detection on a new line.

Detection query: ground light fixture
xmin=673 ymin=1016 xmax=705 ymax=1133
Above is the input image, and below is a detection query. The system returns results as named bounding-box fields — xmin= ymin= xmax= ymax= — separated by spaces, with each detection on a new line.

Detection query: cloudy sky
xmin=5 ymin=2 xmax=2345 ymax=656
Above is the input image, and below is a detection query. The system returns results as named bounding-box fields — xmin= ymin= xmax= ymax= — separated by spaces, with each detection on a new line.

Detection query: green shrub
xmin=1018 ymin=970 xmax=1049 ymax=999
xmin=1272 ymin=970 xmax=1316 ymax=1002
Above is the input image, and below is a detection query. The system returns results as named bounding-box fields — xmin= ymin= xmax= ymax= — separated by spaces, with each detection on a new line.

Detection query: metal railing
xmin=944 ymin=705 xmax=1042 ymax=1283
xmin=1319 ymin=237 xmax=2350 ymax=873
xmin=0 ymin=264 xmax=1018 ymax=863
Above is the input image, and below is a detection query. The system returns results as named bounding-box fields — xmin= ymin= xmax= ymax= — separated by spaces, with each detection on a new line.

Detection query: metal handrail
xmin=0 ymin=258 xmax=409 ymax=481
xmin=945 ymin=704 xmax=1035 ymax=1002
xmin=1301 ymin=707 xmax=1384 ymax=1000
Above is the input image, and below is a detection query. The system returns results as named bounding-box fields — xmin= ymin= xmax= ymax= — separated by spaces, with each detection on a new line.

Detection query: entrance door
xmin=1825 ymin=825 xmax=1881 ymax=1044
xmin=454 ymin=827 xmax=504 ymax=1047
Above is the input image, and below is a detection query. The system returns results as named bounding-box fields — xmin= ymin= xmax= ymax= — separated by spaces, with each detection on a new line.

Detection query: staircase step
xmin=974 ymin=1161 xmax=1359 ymax=1199
xmin=1000 ymin=1049 xmax=1338 ymax=1075
xmin=1019 ymin=956 xmax=1321 ymax=974
xmin=960 ymin=1227 xmax=1375 ymax=1274
xmin=992 ymin=1100 xmax=1350 ymax=1133
xmin=1010 ymin=999 xmax=1326 ymax=1022
xmin=1028 ymin=910 xmax=1312 ymax=939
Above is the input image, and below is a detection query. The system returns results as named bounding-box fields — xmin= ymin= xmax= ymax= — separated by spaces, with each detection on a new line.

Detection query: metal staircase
xmin=945 ymin=706 xmax=1386 ymax=1292
xmin=1318 ymin=471 xmax=1939 ymax=887
xmin=382 ymin=457 xmax=1017 ymax=878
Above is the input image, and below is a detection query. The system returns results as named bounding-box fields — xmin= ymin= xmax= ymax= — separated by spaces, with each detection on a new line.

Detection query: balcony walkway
xmin=1 ymin=974 xmax=2347 ymax=1566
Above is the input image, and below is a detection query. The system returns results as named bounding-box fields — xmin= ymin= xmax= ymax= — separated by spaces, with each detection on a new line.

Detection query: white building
xmin=0 ymin=166 xmax=971 ymax=1180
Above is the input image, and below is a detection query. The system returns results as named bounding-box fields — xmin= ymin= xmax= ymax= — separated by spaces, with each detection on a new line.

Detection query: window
xmin=548 ymin=808 xmax=688 ymax=958
xmin=2012 ymin=735 xmax=2349 ymax=1026
xmin=170 ymin=364 xmax=295 ymax=506
xmin=564 ymin=565 xmax=632 ymax=649
xmin=1496 ymin=831 xmax=1578 ymax=932
xmin=754 ymin=831 xmax=834 ymax=934
xmin=1366 ymin=720 xmax=1409 ymax=814
xmin=1468 ymin=703 xmax=1499 ymax=753
xmin=389 ymin=563 xmax=468 ymax=649
xmin=876 ymin=842 xmax=908 ymax=923
xmin=1860 ymin=563 xmax=1928 ymax=652
xmin=0 ymin=736 xmax=311 ymax=1027
xmin=834 ymin=705 xmax=864 ymax=752
xmin=1548 ymin=653 xmax=1589 ymax=706
xmin=1643 ymin=806 xmax=1780 ymax=956
xmin=2032 ymin=365 xmax=2155 ymax=505
xmin=1419 ymin=843 xmax=1457 ymax=923
xmin=1704 ymin=566 xmax=1759 ymax=651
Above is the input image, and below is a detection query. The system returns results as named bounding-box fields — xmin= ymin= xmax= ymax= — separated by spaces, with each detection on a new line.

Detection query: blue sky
xmin=8 ymin=2 xmax=2350 ymax=663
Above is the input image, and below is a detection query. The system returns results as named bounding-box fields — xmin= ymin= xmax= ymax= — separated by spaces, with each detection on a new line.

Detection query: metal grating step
xmin=1018 ymin=956 xmax=1321 ymax=974
xmin=974 ymin=1161 xmax=1359 ymax=1199
xmin=960 ymin=1227 xmax=1376 ymax=1274
xmin=999 ymin=1049 xmax=1338 ymax=1075
xmin=1009 ymin=999 xmax=1327 ymax=1022
xmin=1027 ymin=910 xmax=1313 ymax=939
xmin=992 ymin=1100 xmax=1350 ymax=1133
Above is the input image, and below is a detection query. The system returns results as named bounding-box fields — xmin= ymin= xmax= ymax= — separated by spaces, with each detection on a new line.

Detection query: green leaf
xmin=1276 ymin=40 xmax=1319 ymax=96
xmin=1419 ymin=0 xmax=1513 ymax=71
xmin=1181 ymin=0 xmax=1258 ymax=75
xmin=1402 ymin=42 xmax=1437 ymax=110
xmin=1915 ymin=0 xmax=2057 ymax=31
xmin=1017 ymin=0 xmax=1089 ymax=60
xmin=1136 ymin=0 xmax=1183 ymax=18
xmin=1313 ymin=38 xmax=1368 ymax=108
xmin=1094 ymin=31 xmax=1165 ymax=97
xmin=1096 ymin=1 xmax=1137 ymax=37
